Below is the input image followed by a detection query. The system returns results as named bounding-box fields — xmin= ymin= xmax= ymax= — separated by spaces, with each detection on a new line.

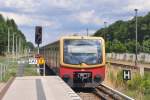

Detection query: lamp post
xmin=87 ymin=28 xmax=89 ymax=36
xmin=16 ymin=35 xmax=18 ymax=59
xmin=134 ymin=9 xmax=138 ymax=67
xmin=19 ymin=37 xmax=21 ymax=55
xmin=7 ymin=28 xmax=10 ymax=54
xmin=104 ymin=21 xmax=107 ymax=41
xmin=12 ymin=32 xmax=15 ymax=56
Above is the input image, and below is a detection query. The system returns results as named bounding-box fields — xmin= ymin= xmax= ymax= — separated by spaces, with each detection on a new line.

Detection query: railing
xmin=0 ymin=63 xmax=8 ymax=81
xmin=107 ymin=53 xmax=150 ymax=63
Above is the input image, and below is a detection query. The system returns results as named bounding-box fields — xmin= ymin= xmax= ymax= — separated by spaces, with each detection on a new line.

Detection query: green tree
xmin=26 ymin=42 xmax=35 ymax=50
xmin=143 ymin=39 xmax=150 ymax=53
xmin=105 ymin=41 xmax=112 ymax=53
xmin=125 ymin=40 xmax=141 ymax=53
xmin=110 ymin=39 xmax=127 ymax=53
xmin=94 ymin=11 xmax=150 ymax=53
xmin=0 ymin=13 xmax=28 ymax=55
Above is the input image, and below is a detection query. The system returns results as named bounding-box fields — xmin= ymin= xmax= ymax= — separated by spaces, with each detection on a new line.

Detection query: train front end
xmin=59 ymin=36 xmax=105 ymax=88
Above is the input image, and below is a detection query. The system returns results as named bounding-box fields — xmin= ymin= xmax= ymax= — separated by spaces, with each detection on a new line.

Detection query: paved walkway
xmin=16 ymin=58 xmax=28 ymax=77
xmin=2 ymin=76 xmax=81 ymax=100
xmin=16 ymin=63 xmax=25 ymax=77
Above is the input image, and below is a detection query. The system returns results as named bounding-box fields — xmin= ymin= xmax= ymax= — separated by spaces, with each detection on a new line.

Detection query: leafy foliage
xmin=110 ymin=39 xmax=127 ymax=53
xmin=143 ymin=39 xmax=150 ymax=53
xmin=0 ymin=14 xmax=34 ymax=55
xmin=94 ymin=12 xmax=150 ymax=53
xmin=26 ymin=42 xmax=35 ymax=50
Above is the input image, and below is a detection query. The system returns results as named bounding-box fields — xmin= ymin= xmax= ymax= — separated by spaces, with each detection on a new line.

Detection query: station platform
xmin=2 ymin=76 xmax=81 ymax=100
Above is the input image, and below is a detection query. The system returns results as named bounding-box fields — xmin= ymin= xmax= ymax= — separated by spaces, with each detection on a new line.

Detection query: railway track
xmin=93 ymin=84 xmax=134 ymax=100
xmin=78 ymin=92 xmax=100 ymax=100
xmin=77 ymin=84 xmax=134 ymax=100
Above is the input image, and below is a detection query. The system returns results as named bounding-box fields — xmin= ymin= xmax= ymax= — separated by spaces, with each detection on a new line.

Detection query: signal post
xmin=35 ymin=26 xmax=43 ymax=74
xmin=35 ymin=26 xmax=42 ymax=54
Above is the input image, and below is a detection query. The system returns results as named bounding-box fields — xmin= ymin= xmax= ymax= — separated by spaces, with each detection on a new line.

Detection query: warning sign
xmin=37 ymin=58 xmax=45 ymax=65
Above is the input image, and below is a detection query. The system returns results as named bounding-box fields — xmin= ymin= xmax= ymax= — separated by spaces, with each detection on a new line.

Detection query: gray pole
xmin=8 ymin=28 xmax=10 ymax=54
xmin=44 ymin=63 xmax=45 ymax=76
xmin=135 ymin=9 xmax=138 ymax=67
xmin=12 ymin=33 xmax=15 ymax=55
xmin=87 ymin=28 xmax=89 ymax=36
xmin=16 ymin=36 xmax=18 ymax=58
xmin=38 ymin=44 xmax=39 ymax=54
xmin=20 ymin=38 xmax=23 ymax=56
xmin=19 ymin=37 xmax=21 ymax=54
xmin=104 ymin=21 xmax=107 ymax=41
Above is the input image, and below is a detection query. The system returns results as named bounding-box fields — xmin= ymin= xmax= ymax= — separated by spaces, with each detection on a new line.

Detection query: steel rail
xmin=98 ymin=84 xmax=135 ymax=100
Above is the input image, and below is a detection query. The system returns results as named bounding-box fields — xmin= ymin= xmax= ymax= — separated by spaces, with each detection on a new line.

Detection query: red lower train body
xmin=59 ymin=66 xmax=105 ymax=88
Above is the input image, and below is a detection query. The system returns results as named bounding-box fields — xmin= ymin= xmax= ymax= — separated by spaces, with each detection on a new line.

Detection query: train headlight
xmin=94 ymin=75 xmax=101 ymax=83
xmin=62 ymin=74 xmax=70 ymax=82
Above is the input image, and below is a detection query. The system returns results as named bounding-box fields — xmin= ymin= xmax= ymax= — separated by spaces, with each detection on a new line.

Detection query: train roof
xmin=60 ymin=36 xmax=104 ymax=40
xmin=40 ymin=36 xmax=104 ymax=49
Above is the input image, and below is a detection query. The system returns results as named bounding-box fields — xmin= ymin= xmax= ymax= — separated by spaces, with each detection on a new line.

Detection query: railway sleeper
xmin=94 ymin=88 xmax=112 ymax=100
xmin=97 ymin=86 xmax=122 ymax=100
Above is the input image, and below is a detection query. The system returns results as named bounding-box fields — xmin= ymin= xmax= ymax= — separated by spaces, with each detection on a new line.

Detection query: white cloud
xmin=2 ymin=0 xmax=40 ymax=13
xmin=125 ymin=1 xmax=150 ymax=11
xmin=74 ymin=10 xmax=102 ymax=25
xmin=0 ymin=11 xmax=56 ymax=27
xmin=46 ymin=0 xmax=85 ymax=9
xmin=47 ymin=0 xmax=73 ymax=8
xmin=41 ymin=29 xmax=97 ymax=46
xmin=1 ymin=0 xmax=150 ymax=45
xmin=1 ymin=0 xmax=83 ymax=13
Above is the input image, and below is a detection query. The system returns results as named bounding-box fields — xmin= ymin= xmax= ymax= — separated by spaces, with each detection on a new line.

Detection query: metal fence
xmin=107 ymin=53 xmax=150 ymax=63
xmin=0 ymin=63 xmax=8 ymax=81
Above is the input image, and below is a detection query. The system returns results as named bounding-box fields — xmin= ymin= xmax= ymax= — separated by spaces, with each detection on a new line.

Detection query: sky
xmin=0 ymin=0 xmax=150 ymax=46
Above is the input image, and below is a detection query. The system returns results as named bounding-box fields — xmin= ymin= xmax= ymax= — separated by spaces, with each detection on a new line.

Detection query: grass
xmin=24 ymin=64 xmax=39 ymax=76
xmin=0 ymin=55 xmax=40 ymax=82
xmin=1 ymin=62 xmax=18 ymax=82
xmin=1 ymin=63 xmax=40 ymax=82
xmin=0 ymin=56 xmax=8 ymax=63
xmin=144 ymin=94 xmax=150 ymax=100
xmin=123 ymin=72 xmax=150 ymax=100
xmin=107 ymin=64 xmax=150 ymax=100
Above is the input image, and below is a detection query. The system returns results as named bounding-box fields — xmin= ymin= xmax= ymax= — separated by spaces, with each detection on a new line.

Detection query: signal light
xmin=35 ymin=26 xmax=42 ymax=44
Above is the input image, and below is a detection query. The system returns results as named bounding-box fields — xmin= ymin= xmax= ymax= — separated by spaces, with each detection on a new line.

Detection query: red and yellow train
xmin=40 ymin=36 xmax=105 ymax=88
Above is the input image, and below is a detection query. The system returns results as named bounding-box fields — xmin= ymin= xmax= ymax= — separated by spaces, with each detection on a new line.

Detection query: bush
xmin=110 ymin=39 xmax=127 ymax=53
xmin=127 ymin=73 xmax=142 ymax=90
xmin=108 ymin=69 xmax=115 ymax=82
xmin=115 ymin=70 xmax=125 ymax=86
xmin=143 ymin=39 xmax=150 ymax=53
xmin=141 ymin=80 xmax=150 ymax=94
xmin=126 ymin=72 xmax=150 ymax=96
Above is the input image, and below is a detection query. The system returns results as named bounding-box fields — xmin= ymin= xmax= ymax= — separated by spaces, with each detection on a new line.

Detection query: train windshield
xmin=64 ymin=39 xmax=102 ymax=65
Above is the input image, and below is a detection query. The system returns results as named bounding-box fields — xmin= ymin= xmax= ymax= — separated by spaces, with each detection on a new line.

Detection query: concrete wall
xmin=107 ymin=53 xmax=150 ymax=63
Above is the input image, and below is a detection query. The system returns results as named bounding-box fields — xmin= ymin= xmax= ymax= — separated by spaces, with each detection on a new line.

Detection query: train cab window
xmin=63 ymin=39 xmax=102 ymax=65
